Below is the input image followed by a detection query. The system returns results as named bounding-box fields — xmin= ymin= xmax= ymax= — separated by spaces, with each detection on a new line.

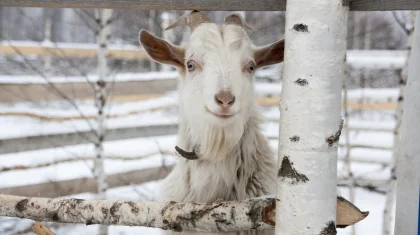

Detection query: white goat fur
xmin=141 ymin=17 xmax=280 ymax=235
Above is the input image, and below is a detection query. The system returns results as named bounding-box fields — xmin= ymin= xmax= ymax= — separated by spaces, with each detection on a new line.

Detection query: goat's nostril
xmin=228 ymin=96 xmax=236 ymax=105
xmin=215 ymin=95 xmax=223 ymax=105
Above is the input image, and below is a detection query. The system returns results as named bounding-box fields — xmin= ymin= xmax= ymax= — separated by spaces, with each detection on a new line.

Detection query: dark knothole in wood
xmin=289 ymin=135 xmax=300 ymax=142
xmin=293 ymin=24 xmax=309 ymax=32
xmin=278 ymin=156 xmax=309 ymax=184
xmin=326 ymin=119 xmax=344 ymax=147
xmin=319 ymin=221 xmax=337 ymax=235
xmin=294 ymin=78 xmax=308 ymax=86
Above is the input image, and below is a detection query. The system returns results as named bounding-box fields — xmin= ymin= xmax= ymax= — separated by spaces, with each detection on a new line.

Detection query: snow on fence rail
xmin=0 ymin=165 xmax=172 ymax=198
xmin=0 ymin=194 xmax=367 ymax=231
xmin=0 ymin=119 xmax=394 ymax=154
xmin=0 ymin=41 xmax=409 ymax=69
xmin=0 ymin=123 xmax=178 ymax=154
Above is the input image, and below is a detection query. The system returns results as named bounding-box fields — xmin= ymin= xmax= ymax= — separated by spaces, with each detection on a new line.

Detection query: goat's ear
xmin=139 ymin=29 xmax=185 ymax=69
xmin=253 ymin=39 xmax=285 ymax=69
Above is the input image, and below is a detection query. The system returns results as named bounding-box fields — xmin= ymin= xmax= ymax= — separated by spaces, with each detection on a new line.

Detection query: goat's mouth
xmin=205 ymin=106 xmax=235 ymax=119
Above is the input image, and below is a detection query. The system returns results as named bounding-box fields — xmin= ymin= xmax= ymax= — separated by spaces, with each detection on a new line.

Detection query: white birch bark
xmin=383 ymin=11 xmax=416 ymax=235
xmin=276 ymin=0 xmax=349 ymax=234
xmin=94 ymin=8 xmax=112 ymax=235
xmin=394 ymin=11 xmax=420 ymax=235
xmin=0 ymin=194 xmax=367 ymax=232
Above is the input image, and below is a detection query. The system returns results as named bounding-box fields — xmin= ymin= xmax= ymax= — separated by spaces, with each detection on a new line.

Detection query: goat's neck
xmin=171 ymin=115 xmax=274 ymax=202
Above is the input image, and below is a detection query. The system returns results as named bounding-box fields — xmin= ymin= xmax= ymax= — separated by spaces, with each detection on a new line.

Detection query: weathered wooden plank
xmin=0 ymin=165 xmax=172 ymax=197
xmin=0 ymin=80 xmax=177 ymax=102
xmin=350 ymin=0 xmax=420 ymax=11
xmin=0 ymin=0 xmax=419 ymax=11
xmin=0 ymin=123 xmax=178 ymax=154
xmin=0 ymin=42 xmax=148 ymax=60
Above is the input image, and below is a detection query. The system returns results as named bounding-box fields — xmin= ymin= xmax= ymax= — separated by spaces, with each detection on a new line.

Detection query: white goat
xmin=139 ymin=11 xmax=284 ymax=235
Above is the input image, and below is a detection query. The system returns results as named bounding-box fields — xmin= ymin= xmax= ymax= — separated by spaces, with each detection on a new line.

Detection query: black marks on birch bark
xmin=295 ymin=78 xmax=308 ymax=86
xmin=293 ymin=24 xmax=309 ymax=32
xmin=126 ymin=201 xmax=139 ymax=214
xmin=319 ymin=221 xmax=337 ymax=235
xmin=326 ymin=119 xmax=344 ymax=147
xmin=289 ymin=135 xmax=300 ymax=142
xmin=52 ymin=212 xmax=59 ymax=221
xmin=16 ymin=199 xmax=29 ymax=212
xmin=278 ymin=156 xmax=309 ymax=184
xmin=246 ymin=200 xmax=261 ymax=229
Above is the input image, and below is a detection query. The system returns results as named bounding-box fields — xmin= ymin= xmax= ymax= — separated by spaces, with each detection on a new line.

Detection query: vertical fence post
xmin=394 ymin=11 xmax=420 ymax=235
xmin=275 ymin=0 xmax=349 ymax=234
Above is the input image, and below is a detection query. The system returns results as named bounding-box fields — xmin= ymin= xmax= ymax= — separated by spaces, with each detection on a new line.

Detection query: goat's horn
xmin=224 ymin=12 xmax=253 ymax=30
xmin=165 ymin=10 xmax=213 ymax=32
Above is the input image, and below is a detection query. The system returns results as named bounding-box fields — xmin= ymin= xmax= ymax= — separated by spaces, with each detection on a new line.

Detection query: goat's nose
xmin=214 ymin=90 xmax=235 ymax=108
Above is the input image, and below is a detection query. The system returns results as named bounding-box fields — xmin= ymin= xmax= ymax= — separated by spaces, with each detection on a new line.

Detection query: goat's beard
xmin=185 ymin=111 xmax=247 ymax=161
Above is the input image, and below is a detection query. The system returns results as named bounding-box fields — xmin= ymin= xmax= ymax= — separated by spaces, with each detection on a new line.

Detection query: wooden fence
xmin=1 ymin=0 xmax=419 ymax=11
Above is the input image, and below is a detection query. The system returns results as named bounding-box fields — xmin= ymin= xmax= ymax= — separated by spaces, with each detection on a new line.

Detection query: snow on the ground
xmin=0 ymin=89 xmax=397 ymax=235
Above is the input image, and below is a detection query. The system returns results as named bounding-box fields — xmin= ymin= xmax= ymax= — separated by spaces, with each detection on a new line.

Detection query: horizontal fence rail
xmin=0 ymin=123 xmax=178 ymax=154
xmin=0 ymin=165 xmax=172 ymax=197
xmin=0 ymin=41 xmax=148 ymax=60
xmin=0 ymin=0 xmax=419 ymax=11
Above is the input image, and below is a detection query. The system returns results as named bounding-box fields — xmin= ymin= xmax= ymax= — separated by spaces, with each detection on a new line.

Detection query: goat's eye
xmin=246 ymin=62 xmax=256 ymax=73
xmin=186 ymin=60 xmax=196 ymax=72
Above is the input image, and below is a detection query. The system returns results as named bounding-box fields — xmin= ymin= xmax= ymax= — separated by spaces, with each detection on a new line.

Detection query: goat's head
xmin=139 ymin=11 xmax=284 ymax=156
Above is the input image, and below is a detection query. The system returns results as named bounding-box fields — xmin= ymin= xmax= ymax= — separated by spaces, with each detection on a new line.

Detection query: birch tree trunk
xmin=394 ymin=11 xmax=420 ymax=235
xmin=276 ymin=1 xmax=349 ymax=234
xmin=94 ymin=8 xmax=112 ymax=235
xmin=383 ymin=11 xmax=416 ymax=235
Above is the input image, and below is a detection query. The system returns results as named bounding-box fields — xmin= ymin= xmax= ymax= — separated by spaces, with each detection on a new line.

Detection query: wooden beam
xmin=1 ymin=0 xmax=420 ymax=11
xmin=0 ymin=165 xmax=172 ymax=197
xmin=0 ymin=42 xmax=148 ymax=60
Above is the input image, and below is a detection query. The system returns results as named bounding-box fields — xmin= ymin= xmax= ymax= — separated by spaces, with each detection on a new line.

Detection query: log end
xmin=32 ymin=222 xmax=56 ymax=235
xmin=336 ymin=196 xmax=369 ymax=228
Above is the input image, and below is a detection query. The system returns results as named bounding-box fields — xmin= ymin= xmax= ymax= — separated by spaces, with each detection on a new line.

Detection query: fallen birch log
xmin=0 ymin=195 xmax=368 ymax=232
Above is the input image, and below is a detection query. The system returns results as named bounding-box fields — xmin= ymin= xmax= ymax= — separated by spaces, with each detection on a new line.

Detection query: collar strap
xmin=175 ymin=145 xmax=199 ymax=160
